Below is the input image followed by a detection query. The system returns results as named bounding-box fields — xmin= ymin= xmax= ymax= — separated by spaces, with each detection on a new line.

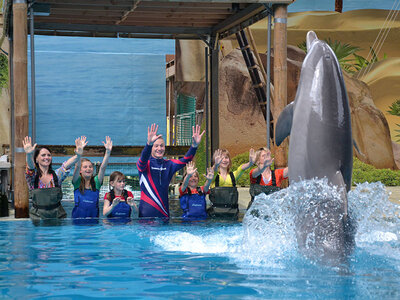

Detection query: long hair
xmin=108 ymin=171 xmax=125 ymax=201
xmin=33 ymin=147 xmax=53 ymax=178
xmin=78 ymin=158 xmax=96 ymax=194
xmin=213 ymin=148 xmax=232 ymax=172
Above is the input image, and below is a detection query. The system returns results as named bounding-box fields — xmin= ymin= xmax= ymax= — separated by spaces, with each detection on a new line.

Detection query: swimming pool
xmin=1 ymin=181 xmax=399 ymax=299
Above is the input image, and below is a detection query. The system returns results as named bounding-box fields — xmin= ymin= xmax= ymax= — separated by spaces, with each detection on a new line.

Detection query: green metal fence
xmin=176 ymin=94 xmax=196 ymax=146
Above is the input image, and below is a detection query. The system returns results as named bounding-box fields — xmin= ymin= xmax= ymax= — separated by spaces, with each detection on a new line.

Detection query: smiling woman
xmin=22 ymin=136 xmax=85 ymax=220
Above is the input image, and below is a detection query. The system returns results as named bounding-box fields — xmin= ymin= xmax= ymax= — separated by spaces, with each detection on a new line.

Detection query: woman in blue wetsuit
xmin=137 ymin=123 xmax=204 ymax=219
xmin=103 ymin=171 xmax=137 ymax=219
xmin=71 ymin=136 xmax=112 ymax=219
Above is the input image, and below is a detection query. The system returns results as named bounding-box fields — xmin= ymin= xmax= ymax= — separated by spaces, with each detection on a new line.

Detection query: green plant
xmin=193 ymin=120 xmax=207 ymax=186
xmin=352 ymin=157 xmax=400 ymax=186
xmin=0 ymin=53 xmax=8 ymax=90
xmin=387 ymin=100 xmax=400 ymax=142
xmin=231 ymin=151 xmax=252 ymax=186
xmin=297 ymin=38 xmax=360 ymax=73
xmin=297 ymin=39 xmax=386 ymax=74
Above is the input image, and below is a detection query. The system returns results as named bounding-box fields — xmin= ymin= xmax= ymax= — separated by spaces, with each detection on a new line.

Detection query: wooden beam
xmin=49 ymin=8 xmax=232 ymax=16
xmin=34 ymin=22 xmax=211 ymax=35
xmin=212 ymin=3 xmax=264 ymax=33
xmin=13 ymin=0 xmax=29 ymax=218
xmin=115 ymin=0 xmax=141 ymax=25
xmin=38 ymin=145 xmax=190 ymax=157
xmin=273 ymin=4 xmax=288 ymax=169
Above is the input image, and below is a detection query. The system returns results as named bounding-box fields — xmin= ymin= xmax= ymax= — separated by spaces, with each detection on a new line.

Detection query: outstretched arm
xmin=22 ymin=136 xmax=36 ymax=169
xmin=251 ymin=157 xmax=274 ymax=178
xmin=181 ymin=161 xmax=197 ymax=192
xmin=240 ymin=148 xmax=256 ymax=171
xmin=212 ymin=149 xmax=223 ymax=173
xmin=72 ymin=136 xmax=88 ymax=184
xmin=97 ymin=136 xmax=112 ymax=183
xmin=65 ymin=136 xmax=87 ymax=170
xmin=170 ymin=126 xmax=203 ymax=173
xmin=203 ymin=166 xmax=214 ymax=193
xmin=137 ymin=124 xmax=162 ymax=172
xmin=191 ymin=124 xmax=205 ymax=148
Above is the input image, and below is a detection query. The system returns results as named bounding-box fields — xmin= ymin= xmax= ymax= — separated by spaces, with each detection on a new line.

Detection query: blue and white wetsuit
xmin=137 ymin=143 xmax=197 ymax=218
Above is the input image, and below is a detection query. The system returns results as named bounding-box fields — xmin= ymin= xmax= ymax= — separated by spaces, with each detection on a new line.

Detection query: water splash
xmin=151 ymin=180 xmax=400 ymax=269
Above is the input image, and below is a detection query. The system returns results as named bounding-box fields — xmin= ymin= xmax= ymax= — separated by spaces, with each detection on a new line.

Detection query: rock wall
xmin=175 ymin=43 xmax=396 ymax=169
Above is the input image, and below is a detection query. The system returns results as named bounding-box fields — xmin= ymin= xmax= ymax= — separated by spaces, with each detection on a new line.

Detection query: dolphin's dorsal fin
xmin=306 ymin=31 xmax=318 ymax=51
xmin=275 ymin=102 xmax=294 ymax=146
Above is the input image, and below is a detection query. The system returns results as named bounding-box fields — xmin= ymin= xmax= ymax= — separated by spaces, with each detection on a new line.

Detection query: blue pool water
xmin=1 ymin=181 xmax=399 ymax=299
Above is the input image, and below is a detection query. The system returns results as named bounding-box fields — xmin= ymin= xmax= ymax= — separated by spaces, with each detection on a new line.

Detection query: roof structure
xmin=5 ymin=0 xmax=295 ymax=40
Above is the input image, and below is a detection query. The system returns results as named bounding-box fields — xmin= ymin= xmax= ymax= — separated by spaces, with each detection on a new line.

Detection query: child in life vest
xmin=211 ymin=148 xmax=256 ymax=188
xmin=71 ymin=136 xmax=112 ymax=219
xmin=208 ymin=148 xmax=256 ymax=219
xmin=179 ymin=161 xmax=214 ymax=221
xmin=103 ymin=171 xmax=137 ymax=219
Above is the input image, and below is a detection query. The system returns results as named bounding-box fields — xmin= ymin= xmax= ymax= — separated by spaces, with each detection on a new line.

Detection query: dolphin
xmin=275 ymin=31 xmax=355 ymax=265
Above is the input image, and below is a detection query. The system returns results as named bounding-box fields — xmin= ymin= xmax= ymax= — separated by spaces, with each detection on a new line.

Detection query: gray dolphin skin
xmin=275 ymin=31 xmax=355 ymax=265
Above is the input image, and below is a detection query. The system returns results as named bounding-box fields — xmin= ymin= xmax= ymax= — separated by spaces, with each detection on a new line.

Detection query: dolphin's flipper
xmin=306 ymin=31 xmax=318 ymax=51
xmin=275 ymin=102 xmax=294 ymax=146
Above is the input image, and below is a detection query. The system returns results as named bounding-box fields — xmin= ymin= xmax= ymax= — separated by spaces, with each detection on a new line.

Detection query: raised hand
xmin=75 ymin=136 xmax=88 ymax=156
xmin=213 ymin=149 xmax=223 ymax=166
xmin=204 ymin=166 xmax=214 ymax=181
xmin=249 ymin=148 xmax=256 ymax=165
xmin=147 ymin=123 xmax=162 ymax=145
xmin=263 ymin=157 xmax=274 ymax=169
xmin=103 ymin=136 xmax=113 ymax=152
xmin=186 ymin=161 xmax=197 ymax=176
xmin=22 ymin=136 xmax=37 ymax=154
xmin=191 ymin=125 xmax=205 ymax=147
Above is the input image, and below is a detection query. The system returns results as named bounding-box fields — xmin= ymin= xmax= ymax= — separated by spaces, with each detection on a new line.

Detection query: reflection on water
xmin=1 ymin=181 xmax=399 ymax=298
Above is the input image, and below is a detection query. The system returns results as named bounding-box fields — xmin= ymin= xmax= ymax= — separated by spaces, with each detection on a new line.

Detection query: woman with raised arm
xmin=23 ymin=136 xmax=86 ymax=220
xmin=247 ymin=147 xmax=288 ymax=209
xmin=137 ymin=123 xmax=204 ymax=219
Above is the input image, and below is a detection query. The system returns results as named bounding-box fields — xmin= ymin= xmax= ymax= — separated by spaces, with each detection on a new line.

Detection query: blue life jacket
xmin=179 ymin=187 xmax=207 ymax=221
xmin=107 ymin=189 xmax=132 ymax=219
xmin=72 ymin=188 xmax=99 ymax=219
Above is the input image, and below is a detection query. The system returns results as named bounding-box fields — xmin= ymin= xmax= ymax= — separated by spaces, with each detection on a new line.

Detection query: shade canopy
xmin=6 ymin=0 xmax=294 ymax=39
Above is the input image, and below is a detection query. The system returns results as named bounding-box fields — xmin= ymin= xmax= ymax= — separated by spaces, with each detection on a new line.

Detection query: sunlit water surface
xmin=0 ymin=181 xmax=399 ymax=299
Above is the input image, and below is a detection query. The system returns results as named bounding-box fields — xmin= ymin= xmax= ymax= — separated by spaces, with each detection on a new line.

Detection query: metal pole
xmin=9 ymin=36 xmax=14 ymax=205
xmin=205 ymin=46 xmax=209 ymax=168
xmin=29 ymin=5 xmax=36 ymax=144
xmin=266 ymin=6 xmax=272 ymax=149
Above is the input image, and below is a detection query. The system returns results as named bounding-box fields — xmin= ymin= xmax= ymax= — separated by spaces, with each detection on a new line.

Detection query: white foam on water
xmin=151 ymin=180 xmax=400 ymax=268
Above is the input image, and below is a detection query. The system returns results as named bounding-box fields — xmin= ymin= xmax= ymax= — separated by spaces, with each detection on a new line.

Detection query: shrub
xmin=352 ymin=157 xmax=400 ymax=186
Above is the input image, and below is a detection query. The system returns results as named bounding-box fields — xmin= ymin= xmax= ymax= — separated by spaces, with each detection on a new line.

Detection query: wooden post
xmin=13 ymin=0 xmax=29 ymax=218
xmin=273 ymin=5 xmax=288 ymax=169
